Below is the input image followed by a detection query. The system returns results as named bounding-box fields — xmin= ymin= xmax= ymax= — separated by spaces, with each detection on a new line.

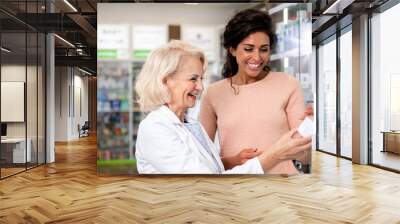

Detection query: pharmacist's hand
xmin=270 ymin=129 xmax=312 ymax=162
xmin=222 ymin=148 xmax=261 ymax=169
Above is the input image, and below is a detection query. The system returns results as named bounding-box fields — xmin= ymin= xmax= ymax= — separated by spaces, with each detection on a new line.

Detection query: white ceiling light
xmin=184 ymin=3 xmax=199 ymax=6
xmin=1 ymin=47 xmax=11 ymax=53
xmin=78 ymin=67 xmax=93 ymax=76
xmin=323 ymin=0 xmax=355 ymax=15
xmin=283 ymin=8 xmax=288 ymax=25
xmin=63 ymin=0 xmax=78 ymax=12
xmin=54 ymin=34 xmax=75 ymax=48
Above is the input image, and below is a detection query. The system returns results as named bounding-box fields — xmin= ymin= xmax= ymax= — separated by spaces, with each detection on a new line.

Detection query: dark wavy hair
xmin=222 ymin=9 xmax=276 ymax=78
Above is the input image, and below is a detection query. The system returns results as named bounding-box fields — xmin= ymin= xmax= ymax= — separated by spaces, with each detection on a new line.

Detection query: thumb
xmin=288 ymin=128 xmax=297 ymax=138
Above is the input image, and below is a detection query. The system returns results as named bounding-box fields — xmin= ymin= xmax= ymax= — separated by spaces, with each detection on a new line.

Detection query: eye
xmin=260 ymin=48 xmax=269 ymax=52
xmin=244 ymin=48 xmax=253 ymax=52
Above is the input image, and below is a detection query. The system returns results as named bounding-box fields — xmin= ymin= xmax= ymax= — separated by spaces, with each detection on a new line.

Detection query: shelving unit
xmin=97 ymin=60 xmax=136 ymax=174
xmin=131 ymin=61 xmax=145 ymax=147
xmin=268 ymin=3 xmax=313 ymax=104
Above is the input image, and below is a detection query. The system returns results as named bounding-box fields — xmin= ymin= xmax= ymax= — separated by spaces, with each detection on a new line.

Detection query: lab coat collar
xmin=158 ymin=105 xmax=183 ymax=125
xmin=158 ymin=105 xmax=199 ymax=125
xmin=155 ymin=105 xmax=223 ymax=173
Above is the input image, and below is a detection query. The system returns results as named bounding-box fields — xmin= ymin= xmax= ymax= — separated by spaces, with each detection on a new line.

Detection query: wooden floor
xmin=1 ymin=135 xmax=400 ymax=223
xmin=0 ymin=167 xmax=26 ymax=178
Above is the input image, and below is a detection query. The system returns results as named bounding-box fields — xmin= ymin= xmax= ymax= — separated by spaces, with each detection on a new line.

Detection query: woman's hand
xmin=295 ymin=104 xmax=314 ymax=164
xmin=222 ymin=148 xmax=261 ymax=170
xmin=258 ymin=129 xmax=312 ymax=171
xmin=304 ymin=104 xmax=314 ymax=120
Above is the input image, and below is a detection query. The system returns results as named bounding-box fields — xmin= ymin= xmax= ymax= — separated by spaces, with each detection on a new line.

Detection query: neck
xmin=166 ymin=103 xmax=185 ymax=122
xmin=232 ymin=70 xmax=266 ymax=85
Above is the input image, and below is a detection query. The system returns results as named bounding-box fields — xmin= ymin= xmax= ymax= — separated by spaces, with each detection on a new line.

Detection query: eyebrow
xmin=243 ymin=44 xmax=270 ymax=47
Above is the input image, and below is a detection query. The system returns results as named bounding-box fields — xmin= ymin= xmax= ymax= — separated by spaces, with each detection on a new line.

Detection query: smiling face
xmin=230 ymin=31 xmax=271 ymax=79
xmin=164 ymin=55 xmax=204 ymax=111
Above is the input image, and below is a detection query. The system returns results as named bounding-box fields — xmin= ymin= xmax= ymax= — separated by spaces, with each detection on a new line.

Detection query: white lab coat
xmin=135 ymin=105 xmax=264 ymax=174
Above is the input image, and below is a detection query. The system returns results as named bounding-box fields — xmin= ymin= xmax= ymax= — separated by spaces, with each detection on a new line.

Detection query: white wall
xmin=1 ymin=65 xmax=29 ymax=138
xmin=72 ymin=73 xmax=89 ymax=138
xmin=55 ymin=67 xmax=89 ymax=141
xmin=55 ymin=67 xmax=69 ymax=141
xmin=1 ymin=64 xmax=45 ymax=164
xmin=98 ymin=3 xmax=255 ymax=25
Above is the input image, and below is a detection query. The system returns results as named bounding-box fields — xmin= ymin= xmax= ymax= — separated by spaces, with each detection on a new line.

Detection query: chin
xmin=187 ymin=103 xmax=196 ymax=108
xmin=245 ymin=70 xmax=262 ymax=77
xmin=186 ymin=100 xmax=196 ymax=108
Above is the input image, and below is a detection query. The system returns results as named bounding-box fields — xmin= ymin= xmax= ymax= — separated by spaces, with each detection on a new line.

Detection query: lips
xmin=247 ymin=62 xmax=263 ymax=70
xmin=187 ymin=92 xmax=198 ymax=100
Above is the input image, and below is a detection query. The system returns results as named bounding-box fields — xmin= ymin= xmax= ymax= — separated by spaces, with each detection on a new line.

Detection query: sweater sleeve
xmin=199 ymin=88 xmax=218 ymax=141
xmin=286 ymin=78 xmax=306 ymax=129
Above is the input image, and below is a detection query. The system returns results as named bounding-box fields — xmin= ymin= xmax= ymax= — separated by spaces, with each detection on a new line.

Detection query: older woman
xmin=200 ymin=9 xmax=311 ymax=174
xmin=134 ymin=40 xmax=311 ymax=174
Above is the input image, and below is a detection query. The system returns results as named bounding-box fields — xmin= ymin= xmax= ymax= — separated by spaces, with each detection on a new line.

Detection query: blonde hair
xmin=135 ymin=40 xmax=207 ymax=112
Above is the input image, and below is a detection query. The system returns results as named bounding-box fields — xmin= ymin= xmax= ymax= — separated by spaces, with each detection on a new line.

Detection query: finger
xmin=286 ymin=129 xmax=298 ymax=138
xmin=291 ymin=142 xmax=312 ymax=155
xmin=292 ymin=150 xmax=308 ymax=161
xmin=245 ymin=150 xmax=262 ymax=158
xmin=291 ymin=137 xmax=312 ymax=147
xmin=285 ymin=146 xmax=310 ymax=161
xmin=290 ymin=128 xmax=298 ymax=136
xmin=243 ymin=148 xmax=257 ymax=152
xmin=243 ymin=149 xmax=259 ymax=156
xmin=239 ymin=148 xmax=254 ymax=155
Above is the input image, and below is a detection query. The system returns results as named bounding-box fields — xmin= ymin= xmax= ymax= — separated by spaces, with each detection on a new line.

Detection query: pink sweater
xmin=199 ymin=72 xmax=305 ymax=174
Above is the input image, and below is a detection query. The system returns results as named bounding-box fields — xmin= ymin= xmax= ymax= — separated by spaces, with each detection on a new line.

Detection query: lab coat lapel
xmin=158 ymin=106 xmax=220 ymax=173
xmin=196 ymin=124 xmax=225 ymax=172
xmin=183 ymin=123 xmax=221 ymax=173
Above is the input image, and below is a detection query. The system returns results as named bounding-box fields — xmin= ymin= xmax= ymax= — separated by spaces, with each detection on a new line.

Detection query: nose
xmin=252 ymin=50 xmax=262 ymax=61
xmin=195 ymin=78 xmax=203 ymax=91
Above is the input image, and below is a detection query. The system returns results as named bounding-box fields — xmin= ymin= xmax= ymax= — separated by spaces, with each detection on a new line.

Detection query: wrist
xmin=258 ymin=149 xmax=281 ymax=172
xmin=221 ymin=156 xmax=237 ymax=169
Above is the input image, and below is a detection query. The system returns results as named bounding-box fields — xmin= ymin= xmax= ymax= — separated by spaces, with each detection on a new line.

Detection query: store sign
xmin=97 ymin=50 xmax=117 ymax=59
xmin=132 ymin=25 xmax=167 ymax=58
xmin=132 ymin=50 xmax=151 ymax=60
xmin=182 ymin=26 xmax=216 ymax=61
xmin=97 ymin=49 xmax=130 ymax=60
xmin=98 ymin=24 xmax=129 ymax=50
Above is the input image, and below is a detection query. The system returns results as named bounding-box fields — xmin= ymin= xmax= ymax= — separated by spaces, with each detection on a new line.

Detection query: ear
xmin=162 ymin=76 xmax=168 ymax=84
xmin=163 ymin=76 xmax=173 ymax=86
xmin=229 ymin=47 xmax=236 ymax=57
